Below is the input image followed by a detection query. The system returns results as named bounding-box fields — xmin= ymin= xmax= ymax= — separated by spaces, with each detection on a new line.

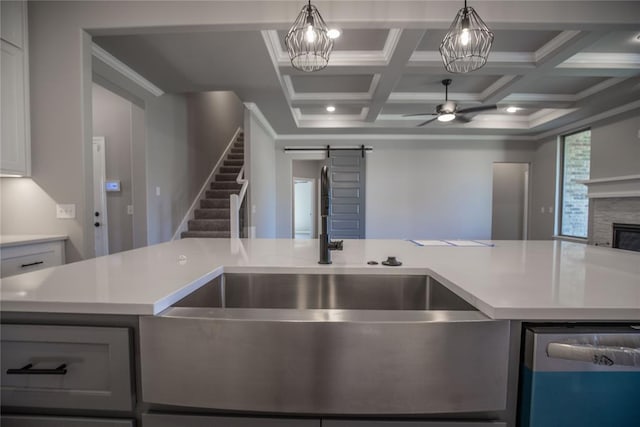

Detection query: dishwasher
xmin=519 ymin=325 xmax=640 ymax=427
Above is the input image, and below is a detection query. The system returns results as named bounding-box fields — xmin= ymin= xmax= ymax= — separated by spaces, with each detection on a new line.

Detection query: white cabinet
xmin=0 ymin=236 xmax=66 ymax=278
xmin=1 ymin=1 xmax=30 ymax=176
xmin=1 ymin=324 xmax=134 ymax=411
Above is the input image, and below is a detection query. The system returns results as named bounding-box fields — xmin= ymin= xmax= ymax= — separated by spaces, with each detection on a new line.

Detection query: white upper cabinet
xmin=1 ymin=1 xmax=30 ymax=176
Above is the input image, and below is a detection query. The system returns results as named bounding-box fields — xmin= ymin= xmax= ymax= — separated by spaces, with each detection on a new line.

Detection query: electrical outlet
xmin=56 ymin=204 xmax=76 ymax=219
xmin=156 ymin=186 xmax=161 ymax=196
xmin=548 ymin=206 xmax=554 ymax=214
xmin=127 ymin=205 xmax=134 ymax=215
xmin=540 ymin=207 xmax=545 ymax=213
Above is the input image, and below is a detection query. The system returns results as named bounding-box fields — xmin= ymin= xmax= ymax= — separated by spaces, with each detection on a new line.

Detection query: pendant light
xmin=285 ymin=1 xmax=334 ymax=72
xmin=439 ymin=0 xmax=494 ymax=73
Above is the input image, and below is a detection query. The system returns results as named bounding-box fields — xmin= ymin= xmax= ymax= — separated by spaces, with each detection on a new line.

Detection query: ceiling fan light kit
xmin=285 ymin=1 xmax=334 ymax=72
xmin=439 ymin=0 xmax=494 ymax=73
xmin=403 ymin=79 xmax=497 ymax=127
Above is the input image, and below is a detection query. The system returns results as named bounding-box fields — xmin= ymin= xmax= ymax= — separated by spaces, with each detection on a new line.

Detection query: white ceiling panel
xmin=416 ymin=30 xmax=561 ymax=52
xmin=395 ymin=74 xmax=500 ymax=93
xmin=290 ymin=74 xmax=374 ymax=93
xmin=278 ymin=29 xmax=389 ymax=51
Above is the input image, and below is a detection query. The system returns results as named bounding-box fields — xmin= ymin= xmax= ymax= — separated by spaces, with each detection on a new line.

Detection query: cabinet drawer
xmin=1 ymin=415 xmax=134 ymax=427
xmin=1 ymin=324 xmax=133 ymax=411
xmin=324 ymin=422 xmax=506 ymax=427
xmin=143 ymin=413 xmax=320 ymax=427
xmin=0 ymin=241 xmax=64 ymax=278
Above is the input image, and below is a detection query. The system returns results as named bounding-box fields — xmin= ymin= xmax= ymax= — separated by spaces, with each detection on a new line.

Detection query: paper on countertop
xmin=444 ymin=240 xmax=493 ymax=247
xmin=410 ymin=240 xmax=494 ymax=247
xmin=412 ymin=240 xmax=453 ymax=246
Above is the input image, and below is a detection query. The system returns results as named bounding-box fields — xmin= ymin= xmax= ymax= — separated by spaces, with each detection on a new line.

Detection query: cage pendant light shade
xmin=439 ymin=5 xmax=494 ymax=73
xmin=285 ymin=2 xmax=334 ymax=72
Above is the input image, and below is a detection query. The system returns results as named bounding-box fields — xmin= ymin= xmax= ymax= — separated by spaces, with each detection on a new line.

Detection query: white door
xmin=93 ymin=137 xmax=109 ymax=256
xmin=491 ymin=163 xmax=530 ymax=240
xmin=293 ymin=178 xmax=315 ymax=239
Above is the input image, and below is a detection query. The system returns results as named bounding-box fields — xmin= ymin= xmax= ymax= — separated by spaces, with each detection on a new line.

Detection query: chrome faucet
xmin=319 ymin=165 xmax=343 ymax=264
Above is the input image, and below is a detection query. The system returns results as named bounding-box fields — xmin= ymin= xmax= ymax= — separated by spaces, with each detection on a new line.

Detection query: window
xmin=559 ymin=129 xmax=591 ymax=238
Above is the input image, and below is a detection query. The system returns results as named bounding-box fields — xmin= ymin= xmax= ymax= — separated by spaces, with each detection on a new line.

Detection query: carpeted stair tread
xmin=211 ymin=182 xmax=242 ymax=190
xmin=227 ymin=154 xmax=244 ymax=160
xmin=188 ymin=219 xmax=230 ymax=231
xmin=221 ymin=166 xmax=241 ymax=174
xmin=181 ymin=231 xmax=231 ymax=238
xmin=201 ymin=199 xmax=230 ymax=209
xmin=195 ymin=208 xmax=229 ymax=219
xmin=206 ymin=189 xmax=240 ymax=198
xmin=216 ymin=173 xmax=238 ymax=182
xmin=224 ymin=159 xmax=243 ymax=166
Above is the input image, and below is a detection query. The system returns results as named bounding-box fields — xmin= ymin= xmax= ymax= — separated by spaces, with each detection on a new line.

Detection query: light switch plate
xmin=56 ymin=204 xmax=76 ymax=219
xmin=127 ymin=205 xmax=134 ymax=215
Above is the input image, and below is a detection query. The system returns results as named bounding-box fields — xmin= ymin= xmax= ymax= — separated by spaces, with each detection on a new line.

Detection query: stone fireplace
xmin=584 ymin=175 xmax=640 ymax=248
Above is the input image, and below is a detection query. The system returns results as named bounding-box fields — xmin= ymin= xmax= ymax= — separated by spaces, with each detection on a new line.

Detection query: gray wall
xmin=275 ymin=140 xmax=535 ymax=239
xmin=92 ymin=83 xmax=133 ymax=254
xmin=528 ymin=137 xmax=558 ymax=240
xmin=590 ymin=114 xmax=640 ymax=179
xmin=145 ymin=93 xmax=189 ymax=245
xmin=246 ymin=110 xmax=276 ymax=238
xmin=186 ymin=91 xmax=245 ymax=206
xmin=491 ymin=163 xmax=529 ymax=240
xmin=527 ymin=112 xmax=640 ymax=240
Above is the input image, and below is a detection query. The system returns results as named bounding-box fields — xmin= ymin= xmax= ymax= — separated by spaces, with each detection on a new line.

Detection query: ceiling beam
xmin=364 ymin=29 xmax=425 ymax=122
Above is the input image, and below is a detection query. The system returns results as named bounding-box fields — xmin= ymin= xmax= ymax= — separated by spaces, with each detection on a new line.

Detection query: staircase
xmin=181 ymin=133 xmax=245 ymax=238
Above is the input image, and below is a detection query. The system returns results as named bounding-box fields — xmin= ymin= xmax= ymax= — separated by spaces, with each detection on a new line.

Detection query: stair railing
xmin=230 ymin=166 xmax=248 ymax=238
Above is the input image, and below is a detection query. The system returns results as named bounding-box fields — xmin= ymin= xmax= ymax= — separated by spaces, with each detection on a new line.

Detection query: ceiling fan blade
xmin=457 ymin=105 xmax=497 ymax=114
xmin=403 ymin=113 xmax=437 ymax=117
xmin=453 ymin=114 xmax=471 ymax=123
xmin=417 ymin=117 xmax=439 ymax=127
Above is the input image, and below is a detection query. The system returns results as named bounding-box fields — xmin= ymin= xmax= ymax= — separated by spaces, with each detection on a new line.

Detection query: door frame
xmin=93 ymin=136 xmax=109 ymax=256
xmin=292 ymin=177 xmax=316 ymax=239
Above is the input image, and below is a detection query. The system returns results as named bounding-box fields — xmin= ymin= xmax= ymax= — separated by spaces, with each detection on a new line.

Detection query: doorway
xmin=93 ymin=137 xmax=109 ymax=256
xmin=293 ymin=178 xmax=316 ymax=239
xmin=491 ymin=163 xmax=530 ymax=240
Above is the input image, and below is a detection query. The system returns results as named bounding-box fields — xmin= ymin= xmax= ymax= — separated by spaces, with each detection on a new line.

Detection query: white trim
xmin=480 ymin=75 xmax=517 ymax=100
xmin=263 ymin=29 xmax=402 ymax=68
xmin=171 ymin=127 xmax=243 ymax=240
xmin=245 ymin=102 xmax=277 ymax=140
xmin=558 ymin=53 xmax=640 ymax=69
xmin=388 ymin=92 xmax=483 ymax=103
xmin=580 ymin=175 xmax=640 ymax=185
xmin=534 ymin=99 xmax=640 ymax=140
xmin=91 ymin=43 xmax=164 ymax=97
xmin=587 ymin=191 xmax=640 ymax=199
xmin=276 ymin=133 xmax=535 ymax=142
xmin=552 ymin=235 xmax=588 ymax=244
xmin=575 ymin=77 xmax=626 ymax=100
xmin=534 ymin=30 xmax=581 ymax=62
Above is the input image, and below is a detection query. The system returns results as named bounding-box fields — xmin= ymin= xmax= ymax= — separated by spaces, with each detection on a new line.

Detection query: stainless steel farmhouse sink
xmin=172 ymin=273 xmax=477 ymax=311
xmin=140 ymin=273 xmax=511 ymax=416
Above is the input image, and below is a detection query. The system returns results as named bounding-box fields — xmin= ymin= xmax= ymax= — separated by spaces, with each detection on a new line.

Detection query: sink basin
xmin=142 ymin=272 xmax=510 ymax=416
xmin=174 ymin=273 xmax=476 ymax=311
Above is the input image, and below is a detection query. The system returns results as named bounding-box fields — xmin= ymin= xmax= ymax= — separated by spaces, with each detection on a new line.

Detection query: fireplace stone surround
xmin=582 ymin=175 xmax=640 ymax=248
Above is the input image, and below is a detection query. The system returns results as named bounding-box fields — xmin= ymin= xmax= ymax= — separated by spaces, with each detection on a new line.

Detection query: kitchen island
xmin=1 ymin=239 xmax=639 ymax=427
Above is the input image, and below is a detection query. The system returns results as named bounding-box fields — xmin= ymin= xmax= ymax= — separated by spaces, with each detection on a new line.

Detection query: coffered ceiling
xmin=92 ymin=1 xmax=640 ymax=140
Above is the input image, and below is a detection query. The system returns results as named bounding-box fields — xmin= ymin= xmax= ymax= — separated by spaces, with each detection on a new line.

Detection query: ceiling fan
xmin=404 ymin=79 xmax=497 ymax=126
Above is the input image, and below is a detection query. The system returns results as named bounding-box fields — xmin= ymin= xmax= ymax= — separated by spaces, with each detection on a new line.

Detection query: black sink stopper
xmin=382 ymin=256 xmax=402 ymax=266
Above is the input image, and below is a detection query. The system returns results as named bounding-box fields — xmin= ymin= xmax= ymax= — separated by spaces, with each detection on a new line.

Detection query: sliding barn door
xmin=329 ymin=150 xmax=366 ymax=239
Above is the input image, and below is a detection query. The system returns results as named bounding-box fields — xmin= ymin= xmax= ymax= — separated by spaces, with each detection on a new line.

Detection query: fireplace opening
xmin=612 ymin=223 xmax=640 ymax=253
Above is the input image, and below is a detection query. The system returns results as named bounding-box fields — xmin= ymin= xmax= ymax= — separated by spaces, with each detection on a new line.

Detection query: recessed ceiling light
xmin=327 ymin=29 xmax=341 ymax=39
xmin=326 ymin=105 xmax=336 ymax=112
xmin=506 ymin=106 xmax=518 ymax=113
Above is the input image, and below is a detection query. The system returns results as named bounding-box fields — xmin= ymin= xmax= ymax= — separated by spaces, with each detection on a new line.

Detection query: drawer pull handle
xmin=20 ymin=261 xmax=44 ymax=268
xmin=6 ymin=363 xmax=68 ymax=375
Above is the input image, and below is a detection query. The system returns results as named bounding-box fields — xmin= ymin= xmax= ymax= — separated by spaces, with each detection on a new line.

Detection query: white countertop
xmin=0 ymin=234 xmax=68 ymax=248
xmin=0 ymin=239 xmax=638 ymax=320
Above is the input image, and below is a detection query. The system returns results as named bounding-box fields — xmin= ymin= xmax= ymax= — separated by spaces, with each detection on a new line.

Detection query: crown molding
xmin=245 ymin=102 xmax=277 ymax=140
xmin=91 ymin=43 xmax=164 ymax=97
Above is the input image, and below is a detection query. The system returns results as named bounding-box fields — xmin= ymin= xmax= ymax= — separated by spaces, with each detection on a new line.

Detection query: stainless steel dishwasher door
xmin=520 ymin=326 xmax=640 ymax=427
xmin=140 ymin=308 xmax=510 ymax=415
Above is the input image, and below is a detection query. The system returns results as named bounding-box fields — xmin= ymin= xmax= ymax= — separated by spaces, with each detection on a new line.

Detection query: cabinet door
xmin=0 ymin=0 xmax=24 ymax=48
xmin=1 ymin=39 xmax=28 ymax=176
xmin=143 ymin=413 xmax=320 ymax=427
xmin=1 ymin=415 xmax=134 ymax=427
xmin=1 ymin=324 xmax=133 ymax=411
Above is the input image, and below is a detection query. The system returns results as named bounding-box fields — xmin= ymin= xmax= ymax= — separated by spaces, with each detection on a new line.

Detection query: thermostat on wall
xmin=105 ymin=180 xmax=121 ymax=192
